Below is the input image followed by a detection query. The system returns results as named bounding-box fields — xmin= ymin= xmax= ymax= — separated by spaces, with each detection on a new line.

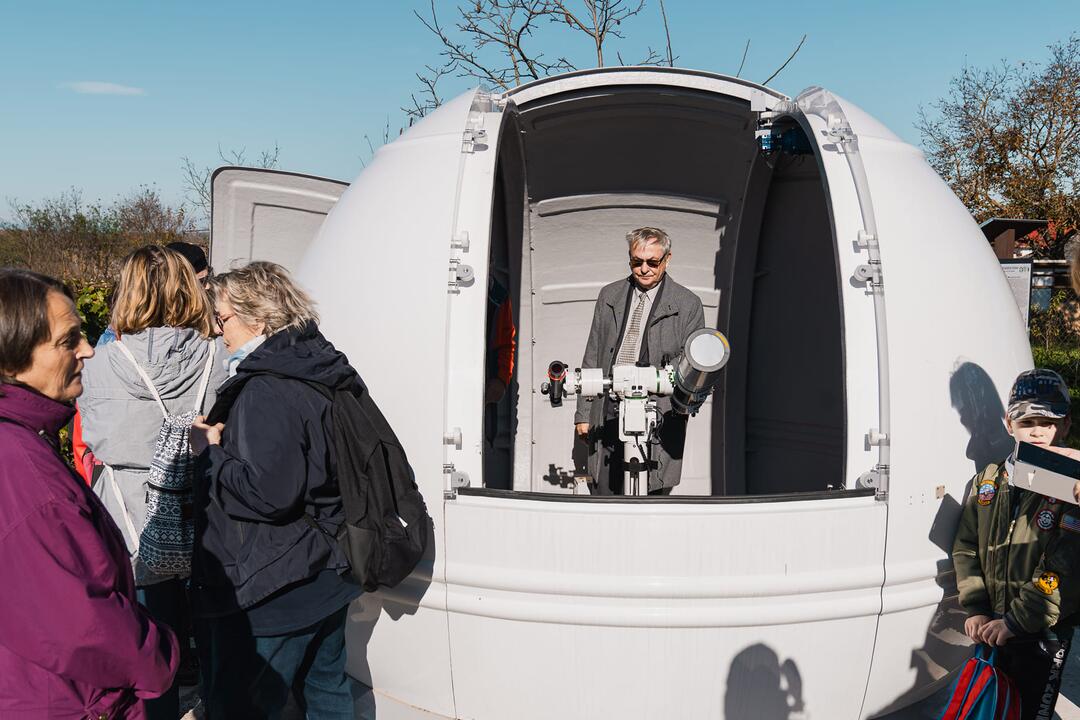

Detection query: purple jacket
xmin=0 ymin=384 xmax=178 ymax=719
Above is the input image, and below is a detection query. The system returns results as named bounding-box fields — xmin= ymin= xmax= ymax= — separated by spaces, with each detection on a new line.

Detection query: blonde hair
xmin=626 ymin=227 xmax=671 ymax=255
xmin=111 ymin=245 xmax=214 ymax=337
xmin=209 ymin=261 xmax=318 ymax=335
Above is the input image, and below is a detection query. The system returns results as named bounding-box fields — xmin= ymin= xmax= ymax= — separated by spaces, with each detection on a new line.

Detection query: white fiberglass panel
xmin=298 ymin=88 xmax=490 ymax=719
xmin=444 ymin=493 xmax=885 ymax=718
xmin=210 ymin=167 xmax=347 ymax=272
xmin=442 ymin=98 xmax=510 ymax=498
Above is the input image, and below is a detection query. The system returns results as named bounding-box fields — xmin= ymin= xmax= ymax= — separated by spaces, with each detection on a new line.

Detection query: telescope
xmin=541 ymin=328 xmax=731 ymax=495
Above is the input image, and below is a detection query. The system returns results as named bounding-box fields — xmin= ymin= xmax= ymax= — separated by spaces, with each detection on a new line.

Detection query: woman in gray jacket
xmin=80 ymin=245 xmax=226 ymax=720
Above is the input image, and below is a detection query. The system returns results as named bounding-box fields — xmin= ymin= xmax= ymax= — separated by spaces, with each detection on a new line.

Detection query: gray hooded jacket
xmin=79 ymin=327 xmax=227 ymax=585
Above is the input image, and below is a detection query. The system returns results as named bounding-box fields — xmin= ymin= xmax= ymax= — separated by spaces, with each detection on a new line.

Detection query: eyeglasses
xmin=214 ymin=312 xmax=234 ymax=331
xmin=629 ymin=253 xmax=669 ymax=269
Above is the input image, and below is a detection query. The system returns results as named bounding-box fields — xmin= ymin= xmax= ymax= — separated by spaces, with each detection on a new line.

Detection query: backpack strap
xmin=113 ymin=340 xmax=168 ymax=419
xmin=102 ymin=465 xmax=140 ymax=555
xmin=191 ymin=341 xmax=217 ymax=414
xmin=114 ymin=339 xmax=217 ymax=417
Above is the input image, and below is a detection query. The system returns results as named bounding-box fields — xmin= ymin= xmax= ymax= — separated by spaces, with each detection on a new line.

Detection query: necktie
xmin=616 ymin=292 xmax=647 ymax=366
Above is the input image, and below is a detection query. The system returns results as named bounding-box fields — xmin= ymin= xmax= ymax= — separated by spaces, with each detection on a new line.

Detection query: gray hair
xmin=209 ymin=261 xmax=319 ymax=336
xmin=626 ymin=227 xmax=671 ymax=255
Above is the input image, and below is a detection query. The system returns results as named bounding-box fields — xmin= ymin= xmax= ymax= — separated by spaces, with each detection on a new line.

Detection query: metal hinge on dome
xmin=826 ymin=114 xmax=856 ymax=147
xmin=447 ymin=257 xmax=475 ymax=294
xmin=462 ymin=128 xmax=489 ymax=153
xmin=856 ymin=464 xmax=889 ymax=500
xmin=443 ymin=463 xmax=470 ymax=500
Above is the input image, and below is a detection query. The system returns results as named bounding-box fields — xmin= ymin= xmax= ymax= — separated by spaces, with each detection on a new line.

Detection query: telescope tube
xmin=671 ymin=328 xmax=731 ymax=415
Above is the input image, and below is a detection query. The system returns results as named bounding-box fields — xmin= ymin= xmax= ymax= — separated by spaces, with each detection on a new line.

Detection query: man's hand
xmin=190 ymin=415 xmax=225 ymax=455
xmin=964 ymin=615 xmax=991 ymax=644
xmin=979 ymin=618 xmax=1015 ymax=647
xmin=575 ymin=422 xmax=590 ymax=439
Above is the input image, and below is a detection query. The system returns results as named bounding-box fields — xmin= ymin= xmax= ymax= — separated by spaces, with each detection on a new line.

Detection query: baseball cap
xmin=1007 ymin=368 xmax=1071 ymax=421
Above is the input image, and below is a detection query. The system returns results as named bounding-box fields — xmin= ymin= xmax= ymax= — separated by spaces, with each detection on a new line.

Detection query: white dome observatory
xmin=210 ymin=67 xmax=1032 ymax=719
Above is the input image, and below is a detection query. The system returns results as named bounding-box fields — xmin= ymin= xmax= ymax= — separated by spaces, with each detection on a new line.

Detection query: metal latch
xmin=443 ymin=427 xmax=462 ymax=450
xmin=856 ymin=469 xmax=881 ymax=490
xmin=826 ymin=114 xmax=855 ymax=147
xmin=856 ymin=464 xmax=890 ymax=500
xmin=443 ymin=463 xmax=470 ymax=499
xmin=451 ymin=232 xmax=470 ymax=252
xmin=853 ymin=262 xmax=882 ymax=285
xmin=448 ymin=258 xmax=475 ymax=294
xmin=462 ymin=128 xmax=488 ymax=153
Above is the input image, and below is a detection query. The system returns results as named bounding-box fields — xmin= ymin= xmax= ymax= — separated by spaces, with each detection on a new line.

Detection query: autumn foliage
xmin=918 ymin=36 xmax=1080 ymax=259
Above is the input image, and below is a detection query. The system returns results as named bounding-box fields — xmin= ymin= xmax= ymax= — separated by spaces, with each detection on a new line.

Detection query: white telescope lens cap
xmin=688 ymin=331 xmax=729 ymax=370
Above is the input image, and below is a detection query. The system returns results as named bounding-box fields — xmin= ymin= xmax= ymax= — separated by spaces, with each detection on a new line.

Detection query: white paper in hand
xmin=1012 ymin=441 xmax=1080 ymax=504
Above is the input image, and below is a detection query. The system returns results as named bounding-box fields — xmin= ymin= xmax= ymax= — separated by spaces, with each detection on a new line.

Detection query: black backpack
xmin=302 ymin=379 xmax=432 ymax=592
xmin=211 ymin=370 xmax=432 ymax=592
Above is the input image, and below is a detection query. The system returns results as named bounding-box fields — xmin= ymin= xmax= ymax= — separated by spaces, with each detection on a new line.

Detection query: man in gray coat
xmin=575 ymin=227 xmax=705 ymax=494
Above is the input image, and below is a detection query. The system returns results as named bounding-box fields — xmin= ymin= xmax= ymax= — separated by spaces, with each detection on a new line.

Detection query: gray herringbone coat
xmin=574 ymin=275 xmax=705 ymax=490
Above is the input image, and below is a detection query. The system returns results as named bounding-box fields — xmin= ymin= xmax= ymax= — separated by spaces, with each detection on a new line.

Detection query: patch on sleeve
xmin=1036 ymin=572 xmax=1060 ymax=595
xmin=977 ymin=480 xmax=996 ymax=506
xmin=1060 ymin=514 xmax=1080 ymax=534
xmin=1037 ymin=509 xmax=1058 ymax=531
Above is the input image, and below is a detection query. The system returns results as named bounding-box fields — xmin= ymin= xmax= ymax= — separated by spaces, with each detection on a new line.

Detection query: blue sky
xmin=2 ymin=1 xmax=1078 ymax=224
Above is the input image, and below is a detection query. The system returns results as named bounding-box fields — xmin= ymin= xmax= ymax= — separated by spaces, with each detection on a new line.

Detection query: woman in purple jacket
xmin=0 ymin=269 xmax=178 ymax=719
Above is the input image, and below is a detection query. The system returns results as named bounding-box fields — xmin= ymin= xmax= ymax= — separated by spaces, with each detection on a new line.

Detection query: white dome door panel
xmin=296 ymin=88 xmax=514 ymax=720
xmin=789 ymin=87 xmax=1029 ymax=714
xmin=210 ymin=167 xmax=348 ymax=272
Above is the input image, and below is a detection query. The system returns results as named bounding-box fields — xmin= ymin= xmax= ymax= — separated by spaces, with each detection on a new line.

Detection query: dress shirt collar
xmin=632 ymin=278 xmax=663 ymax=303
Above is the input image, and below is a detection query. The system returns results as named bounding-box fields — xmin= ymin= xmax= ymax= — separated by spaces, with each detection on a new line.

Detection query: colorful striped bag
xmin=939 ymin=645 xmax=1021 ymax=720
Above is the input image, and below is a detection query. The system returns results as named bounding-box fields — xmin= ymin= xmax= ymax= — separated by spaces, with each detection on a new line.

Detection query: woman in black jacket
xmin=190 ymin=261 xmax=361 ymax=719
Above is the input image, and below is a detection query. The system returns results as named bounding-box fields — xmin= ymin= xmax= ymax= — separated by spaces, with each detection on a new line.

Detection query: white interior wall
xmin=525 ymin=193 xmax=726 ymax=494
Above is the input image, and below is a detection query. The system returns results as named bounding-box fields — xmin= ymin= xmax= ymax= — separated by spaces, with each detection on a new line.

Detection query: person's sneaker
xmin=180 ymin=699 xmax=206 ymax=720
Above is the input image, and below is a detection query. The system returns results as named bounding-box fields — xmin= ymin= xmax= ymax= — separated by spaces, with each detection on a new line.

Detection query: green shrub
xmin=72 ymin=281 xmax=111 ymax=346
xmin=1030 ymin=291 xmax=1080 ymax=351
xmin=1031 ymin=344 xmax=1080 ymax=449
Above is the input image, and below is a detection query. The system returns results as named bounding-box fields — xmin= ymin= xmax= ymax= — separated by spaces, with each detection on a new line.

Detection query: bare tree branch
xmin=761 ymin=34 xmax=806 ymax=86
xmin=179 ymin=144 xmax=280 ymax=222
xmin=403 ymin=64 xmax=451 ymax=122
xmin=552 ymin=0 xmax=648 ymax=68
xmin=658 ymin=0 xmax=673 ymax=67
xmin=414 ymin=0 xmax=576 ymax=96
xmin=736 ymin=39 xmax=750 ymax=78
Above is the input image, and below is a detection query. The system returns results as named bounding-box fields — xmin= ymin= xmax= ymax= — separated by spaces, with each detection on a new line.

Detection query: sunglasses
xmin=629 ymin=253 xmax=669 ymax=269
xmin=214 ymin=312 xmax=234 ymax=331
